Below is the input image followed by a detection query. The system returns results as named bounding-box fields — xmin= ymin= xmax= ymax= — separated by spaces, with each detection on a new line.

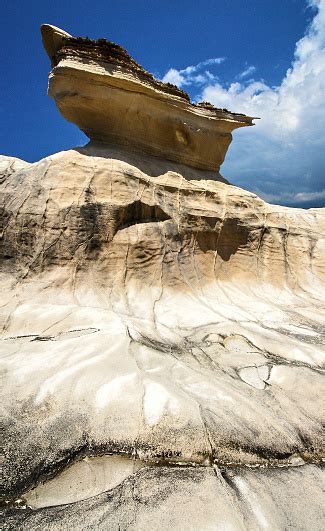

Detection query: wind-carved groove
xmin=0 ymin=195 xmax=172 ymax=272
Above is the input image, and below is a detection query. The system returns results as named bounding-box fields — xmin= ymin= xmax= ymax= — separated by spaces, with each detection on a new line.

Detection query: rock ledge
xmin=41 ymin=24 xmax=255 ymax=173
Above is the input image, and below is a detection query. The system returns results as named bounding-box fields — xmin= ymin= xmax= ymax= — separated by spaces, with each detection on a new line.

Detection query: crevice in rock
xmin=3 ymin=328 xmax=100 ymax=342
xmin=2 ymin=449 xmax=318 ymax=511
xmin=116 ymin=200 xmax=171 ymax=231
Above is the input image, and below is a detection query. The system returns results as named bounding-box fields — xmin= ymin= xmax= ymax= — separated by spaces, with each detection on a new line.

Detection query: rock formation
xmin=41 ymin=23 xmax=254 ymax=177
xmin=1 ymin=24 xmax=324 ymax=530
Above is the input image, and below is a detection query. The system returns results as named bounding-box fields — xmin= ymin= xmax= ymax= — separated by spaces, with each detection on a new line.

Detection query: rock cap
xmin=41 ymin=24 xmax=256 ymax=172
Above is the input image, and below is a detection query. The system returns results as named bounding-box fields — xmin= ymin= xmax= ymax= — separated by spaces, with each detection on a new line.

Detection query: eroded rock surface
xmin=41 ymin=24 xmax=254 ymax=175
xmin=1 ymin=24 xmax=324 ymax=531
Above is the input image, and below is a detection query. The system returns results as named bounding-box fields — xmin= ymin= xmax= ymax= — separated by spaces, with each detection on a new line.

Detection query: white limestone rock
xmin=1 ymin=24 xmax=324 ymax=531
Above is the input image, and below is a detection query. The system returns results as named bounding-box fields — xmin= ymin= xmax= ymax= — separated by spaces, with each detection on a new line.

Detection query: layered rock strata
xmin=1 ymin=24 xmax=324 ymax=531
xmin=41 ymin=24 xmax=254 ymax=176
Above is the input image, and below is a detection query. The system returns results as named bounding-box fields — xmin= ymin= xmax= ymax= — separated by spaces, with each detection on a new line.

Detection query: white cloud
xmin=255 ymin=188 xmax=325 ymax=205
xmin=162 ymin=57 xmax=225 ymax=87
xmin=161 ymin=1 xmax=325 ymax=207
xmin=162 ymin=68 xmax=185 ymax=86
xmin=200 ymin=0 xmax=325 ymax=206
xmin=196 ymin=57 xmax=225 ymax=67
xmin=238 ymin=65 xmax=256 ymax=79
xmin=294 ymin=189 xmax=325 ymax=202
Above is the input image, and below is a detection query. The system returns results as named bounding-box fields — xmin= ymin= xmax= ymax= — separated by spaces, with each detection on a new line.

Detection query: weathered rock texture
xmin=1 ymin=24 xmax=324 ymax=530
xmin=41 ymin=24 xmax=254 ymax=176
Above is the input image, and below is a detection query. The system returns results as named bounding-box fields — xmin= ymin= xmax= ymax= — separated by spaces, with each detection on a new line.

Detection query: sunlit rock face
xmin=1 ymin=24 xmax=324 ymax=530
xmin=41 ymin=24 xmax=254 ymax=176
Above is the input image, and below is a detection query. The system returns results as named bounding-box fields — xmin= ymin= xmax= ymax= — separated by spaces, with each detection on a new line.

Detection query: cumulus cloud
xmin=162 ymin=68 xmax=185 ymax=86
xmin=162 ymin=57 xmax=225 ymax=87
xmin=201 ymin=0 xmax=325 ymax=206
xmin=162 ymin=1 xmax=325 ymax=207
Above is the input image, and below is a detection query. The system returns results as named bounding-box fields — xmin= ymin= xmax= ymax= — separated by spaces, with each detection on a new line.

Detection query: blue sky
xmin=1 ymin=0 xmax=324 ymax=207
